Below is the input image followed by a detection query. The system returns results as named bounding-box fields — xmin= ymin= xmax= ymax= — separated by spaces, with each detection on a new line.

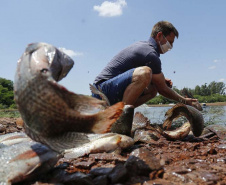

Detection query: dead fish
xmin=163 ymin=103 xmax=204 ymax=137
xmin=89 ymin=84 xmax=134 ymax=136
xmin=64 ymin=133 xmax=134 ymax=159
xmin=181 ymin=89 xmax=203 ymax=111
xmin=155 ymin=122 xmax=191 ymax=141
xmin=14 ymin=43 xmax=124 ymax=152
xmin=0 ymin=132 xmax=31 ymax=146
xmin=132 ymin=112 xmax=160 ymax=143
xmin=0 ymin=140 xmax=59 ymax=184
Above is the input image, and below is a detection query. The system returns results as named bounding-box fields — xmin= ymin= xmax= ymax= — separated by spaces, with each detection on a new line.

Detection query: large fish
xmin=163 ymin=103 xmax=204 ymax=137
xmin=0 ymin=140 xmax=59 ymax=184
xmin=64 ymin=133 xmax=134 ymax=158
xmin=14 ymin=43 xmax=124 ymax=153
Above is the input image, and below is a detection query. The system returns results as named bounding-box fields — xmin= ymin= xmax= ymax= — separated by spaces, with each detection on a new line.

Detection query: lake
xmin=135 ymin=105 xmax=226 ymax=126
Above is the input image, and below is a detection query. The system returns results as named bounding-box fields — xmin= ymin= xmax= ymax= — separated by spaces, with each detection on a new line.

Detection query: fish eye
xmin=40 ymin=68 xmax=49 ymax=73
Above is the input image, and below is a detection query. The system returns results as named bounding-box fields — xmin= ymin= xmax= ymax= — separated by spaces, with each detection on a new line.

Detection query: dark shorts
xmin=92 ymin=68 xmax=135 ymax=105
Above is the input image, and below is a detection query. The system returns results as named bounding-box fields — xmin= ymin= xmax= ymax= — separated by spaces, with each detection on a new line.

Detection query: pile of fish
xmin=0 ymin=42 xmax=206 ymax=184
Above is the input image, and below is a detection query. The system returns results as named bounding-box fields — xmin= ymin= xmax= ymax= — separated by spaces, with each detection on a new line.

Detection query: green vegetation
xmin=147 ymin=81 xmax=226 ymax=105
xmin=0 ymin=109 xmax=20 ymax=118
xmin=0 ymin=78 xmax=17 ymax=109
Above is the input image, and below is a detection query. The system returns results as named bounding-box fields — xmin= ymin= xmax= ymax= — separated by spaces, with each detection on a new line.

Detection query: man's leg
xmin=122 ymin=66 xmax=157 ymax=107
xmin=133 ymin=83 xmax=157 ymax=107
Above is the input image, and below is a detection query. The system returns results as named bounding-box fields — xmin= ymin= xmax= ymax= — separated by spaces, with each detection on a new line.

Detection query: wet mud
xmin=0 ymin=117 xmax=225 ymax=185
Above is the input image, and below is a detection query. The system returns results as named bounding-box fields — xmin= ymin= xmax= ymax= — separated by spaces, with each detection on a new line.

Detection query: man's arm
xmin=152 ymin=72 xmax=197 ymax=105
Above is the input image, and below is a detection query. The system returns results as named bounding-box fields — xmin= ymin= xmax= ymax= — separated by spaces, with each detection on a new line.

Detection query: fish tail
xmin=92 ymin=102 xmax=124 ymax=133
xmin=163 ymin=119 xmax=172 ymax=130
xmin=154 ymin=125 xmax=164 ymax=135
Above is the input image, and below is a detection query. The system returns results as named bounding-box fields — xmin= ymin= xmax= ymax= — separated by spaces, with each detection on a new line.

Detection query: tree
xmin=0 ymin=78 xmax=13 ymax=91
xmin=0 ymin=78 xmax=15 ymax=108
xmin=194 ymin=85 xmax=201 ymax=95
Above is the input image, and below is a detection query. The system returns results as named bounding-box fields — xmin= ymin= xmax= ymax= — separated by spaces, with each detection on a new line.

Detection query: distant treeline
xmin=147 ymin=81 xmax=226 ymax=105
xmin=0 ymin=77 xmax=226 ymax=108
xmin=0 ymin=78 xmax=16 ymax=109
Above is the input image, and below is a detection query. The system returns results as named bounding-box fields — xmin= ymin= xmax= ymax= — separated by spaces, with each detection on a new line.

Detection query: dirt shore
xmin=0 ymin=117 xmax=226 ymax=185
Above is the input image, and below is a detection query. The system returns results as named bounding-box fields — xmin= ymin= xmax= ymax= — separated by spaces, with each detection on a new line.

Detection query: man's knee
xmin=133 ymin=66 xmax=152 ymax=86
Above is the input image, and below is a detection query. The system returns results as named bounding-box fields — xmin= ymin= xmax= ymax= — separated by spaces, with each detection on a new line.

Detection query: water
xmin=135 ymin=105 xmax=226 ymax=126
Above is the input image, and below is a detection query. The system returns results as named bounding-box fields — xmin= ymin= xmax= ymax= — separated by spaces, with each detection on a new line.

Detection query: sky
xmin=0 ymin=0 xmax=226 ymax=95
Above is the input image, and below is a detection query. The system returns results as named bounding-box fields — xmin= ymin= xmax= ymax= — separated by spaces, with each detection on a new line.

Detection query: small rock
xmin=217 ymin=144 xmax=226 ymax=149
xmin=74 ymin=159 xmax=95 ymax=169
xmin=89 ymin=167 xmax=113 ymax=176
xmin=0 ymin=124 xmax=6 ymax=132
xmin=125 ymin=148 xmax=162 ymax=176
xmin=93 ymin=175 xmax=108 ymax=185
xmin=143 ymin=179 xmax=174 ymax=185
xmin=207 ymin=147 xmax=217 ymax=154
xmin=108 ymin=163 xmax=128 ymax=184
xmin=89 ymin=153 xmax=127 ymax=162
xmin=48 ymin=170 xmax=93 ymax=185
xmin=197 ymin=171 xmax=220 ymax=182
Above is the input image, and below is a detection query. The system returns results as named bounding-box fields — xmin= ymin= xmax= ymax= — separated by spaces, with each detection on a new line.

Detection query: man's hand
xmin=165 ymin=78 xmax=173 ymax=88
xmin=183 ymin=98 xmax=198 ymax=106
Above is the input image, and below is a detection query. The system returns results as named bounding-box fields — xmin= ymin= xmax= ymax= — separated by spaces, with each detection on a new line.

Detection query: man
xmin=92 ymin=21 xmax=197 ymax=108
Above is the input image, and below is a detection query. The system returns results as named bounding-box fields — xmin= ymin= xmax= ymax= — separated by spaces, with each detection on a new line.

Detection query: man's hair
xmin=151 ymin=21 xmax=179 ymax=38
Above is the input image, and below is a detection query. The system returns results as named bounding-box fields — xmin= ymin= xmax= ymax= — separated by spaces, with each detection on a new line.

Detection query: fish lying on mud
xmin=155 ymin=122 xmax=191 ymax=141
xmin=89 ymin=84 xmax=134 ymax=136
xmin=64 ymin=133 xmax=134 ymax=159
xmin=0 ymin=140 xmax=59 ymax=184
xmin=162 ymin=103 xmax=204 ymax=138
xmin=14 ymin=43 xmax=124 ymax=152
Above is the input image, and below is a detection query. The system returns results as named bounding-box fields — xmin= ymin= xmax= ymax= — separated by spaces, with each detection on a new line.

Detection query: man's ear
xmin=156 ymin=32 xmax=163 ymax=41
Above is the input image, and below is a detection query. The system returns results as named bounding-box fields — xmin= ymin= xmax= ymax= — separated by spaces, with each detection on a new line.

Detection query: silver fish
xmin=64 ymin=133 xmax=134 ymax=159
xmin=0 ymin=140 xmax=59 ymax=184
xmin=0 ymin=132 xmax=31 ymax=146
xmin=163 ymin=103 xmax=204 ymax=137
xmin=14 ymin=43 xmax=124 ymax=153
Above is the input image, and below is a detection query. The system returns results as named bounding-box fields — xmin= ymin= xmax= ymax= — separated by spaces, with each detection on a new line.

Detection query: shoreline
xmin=147 ymin=102 xmax=226 ymax=107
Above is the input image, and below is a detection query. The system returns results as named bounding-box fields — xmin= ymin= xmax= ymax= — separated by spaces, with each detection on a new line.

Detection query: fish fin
xmin=31 ymin=132 xmax=90 ymax=153
xmin=89 ymin=84 xmax=110 ymax=106
xmin=48 ymin=80 xmax=107 ymax=113
xmin=154 ymin=125 xmax=164 ymax=135
xmin=133 ymin=112 xmax=150 ymax=126
xmin=92 ymin=102 xmax=124 ymax=133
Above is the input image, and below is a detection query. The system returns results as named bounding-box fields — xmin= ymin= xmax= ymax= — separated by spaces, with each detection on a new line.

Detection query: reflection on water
xmin=135 ymin=105 xmax=226 ymax=126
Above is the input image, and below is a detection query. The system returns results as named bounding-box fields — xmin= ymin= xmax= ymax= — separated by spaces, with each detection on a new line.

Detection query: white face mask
xmin=159 ymin=35 xmax=172 ymax=54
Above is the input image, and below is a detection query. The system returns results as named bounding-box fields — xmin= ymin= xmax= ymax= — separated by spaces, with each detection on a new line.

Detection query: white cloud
xmin=208 ymin=66 xmax=216 ymax=70
xmin=219 ymin=78 xmax=226 ymax=82
xmin=213 ymin=59 xmax=219 ymax=63
xmin=93 ymin=0 xmax=127 ymax=17
xmin=59 ymin=47 xmax=83 ymax=58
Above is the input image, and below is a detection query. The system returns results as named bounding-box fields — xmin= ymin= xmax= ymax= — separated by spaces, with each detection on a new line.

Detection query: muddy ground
xmin=0 ymin=117 xmax=225 ymax=185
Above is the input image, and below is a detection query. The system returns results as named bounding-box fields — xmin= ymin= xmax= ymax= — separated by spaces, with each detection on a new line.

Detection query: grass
xmin=0 ymin=109 xmax=21 ymax=118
